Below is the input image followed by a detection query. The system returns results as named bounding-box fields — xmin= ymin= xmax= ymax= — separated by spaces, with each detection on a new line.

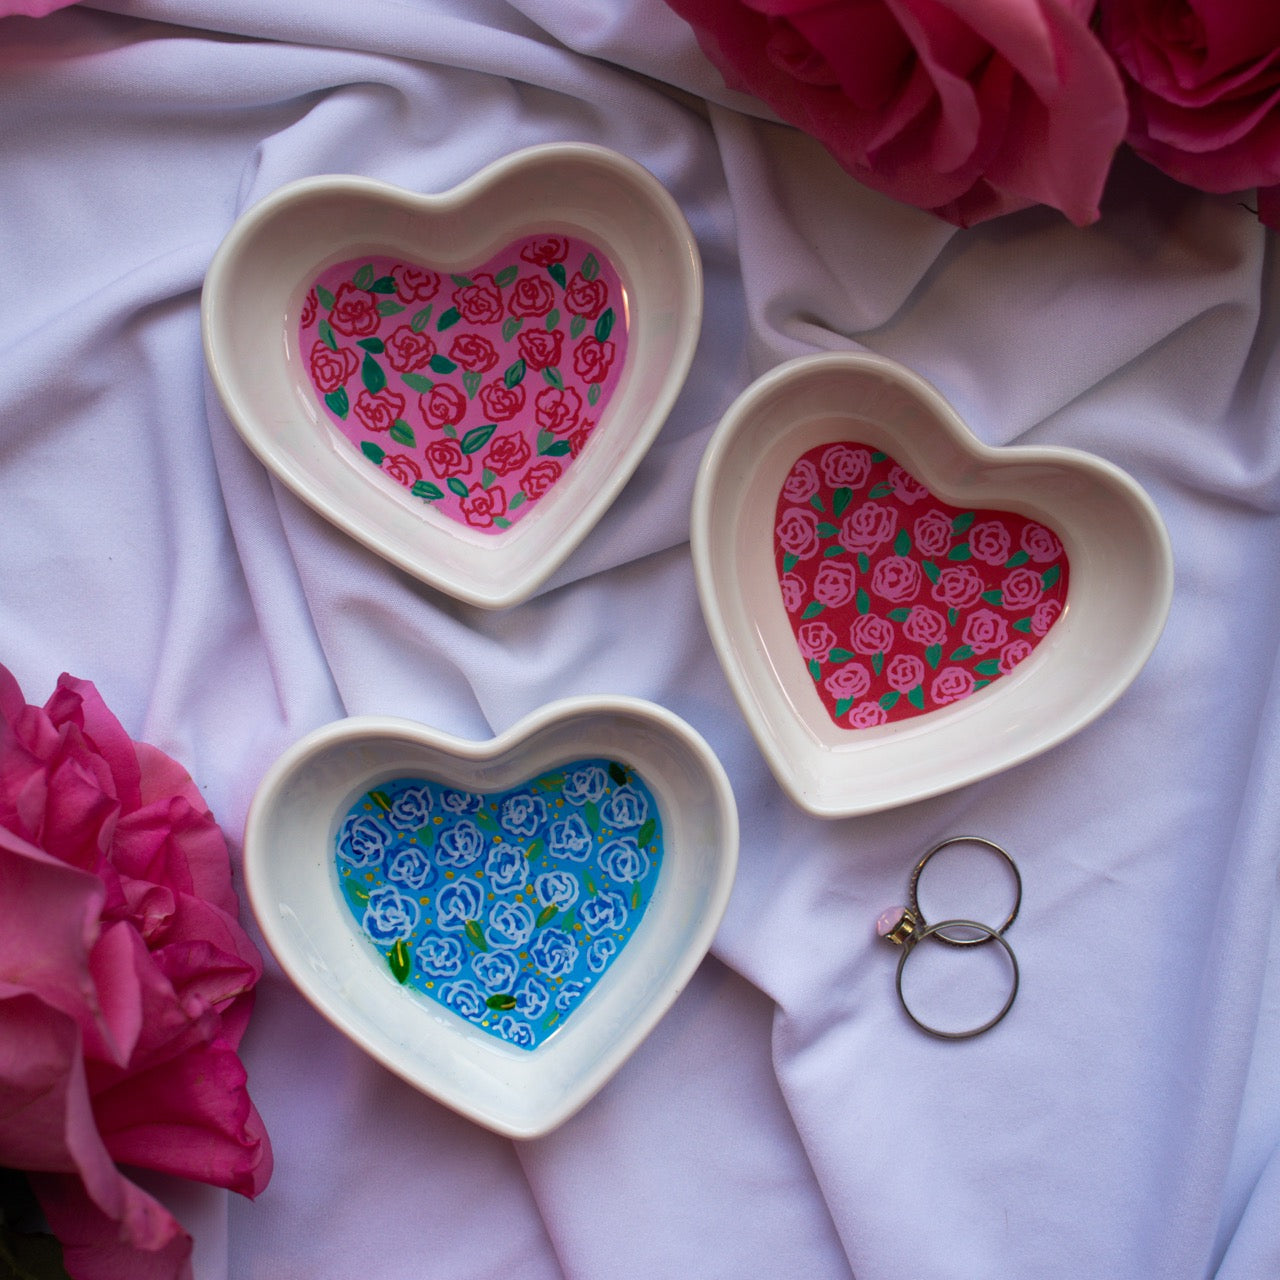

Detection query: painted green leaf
xmin=368 ymin=789 xmax=392 ymax=811
xmin=908 ymin=685 xmax=926 ymax=709
xmin=823 ymin=545 xmax=845 ymax=559
xmin=462 ymin=369 xmax=482 ymax=399
xmin=835 ymin=697 xmax=853 ymax=718
xmin=949 ymin=644 xmax=974 ymax=660
xmin=362 ymin=353 xmax=386 ymax=394
xmin=559 ymin=909 xmax=575 ymax=931
xmin=437 ymin=306 xmax=461 ymax=331
xmin=584 ymin=802 xmax=601 ymax=831
xmin=481 ymin=468 xmax=497 ymax=489
xmin=871 ymin=450 xmax=888 ymax=462
xmin=631 ymin=882 xmax=642 ymax=910
xmin=782 ymin=553 xmax=799 ymax=574
xmin=443 ymin=425 xmax=457 ymax=439
xmin=357 ymin=337 xmax=385 ymax=353
xmin=808 ymin=658 xmax=821 ymax=681
xmin=974 ymin=659 xmax=1002 ymax=675
xmin=447 ymin=476 xmax=470 ymax=498
xmin=595 ymin=307 xmax=614 ymax=341
xmin=1006 ymin=550 xmax=1030 ymax=568
xmin=509 ymin=491 xmax=527 ymax=511
xmin=925 ymin=643 xmax=942 ymax=669
xmin=504 ymin=358 xmax=527 ymax=388
xmin=324 ymin=387 xmax=349 ymax=418
xmin=857 ymin=553 xmax=871 ymax=574
xmin=947 ymin=543 xmax=972 ymax=561
xmin=584 ymin=874 xmax=597 ymax=897
xmin=952 ymin=511 xmax=976 ymax=534
xmin=450 ymin=274 xmax=474 ymax=287
xmin=548 ymin=262 xmax=567 ymax=288
xmin=475 ymin=808 xmax=500 ymax=832
xmin=581 ymin=251 xmax=600 ymax=280
xmin=492 ymin=516 xmax=512 ymax=530
xmin=981 ymin=589 xmax=1003 ymax=606
xmin=922 ymin=560 xmax=941 ymax=583
xmin=545 ymin=308 xmax=560 ymax=330
xmin=1043 ymin=564 xmax=1061 ymax=589
xmin=495 ymin=264 xmax=519 ymax=288
xmin=609 ymin=762 xmax=628 ymax=786
xmin=525 ymin=837 xmax=544 ymax=859
xmin=316 ymin=285 xmax=335 ymax=309
xmin=817 ymin=522 xmax=839 ymax=537
xmin=390 ymin=420 xmax=416 ymax=447
xmin=570 ymin=313 xmax=586 ymax=339
xmin=370 ymin=275 xmax=397 ymax=294
xmin=353 ymin=264 xmax=375 ymax=289
xmin=832 ymin=487 xmax=853 ymax=517
xmin=543 ymin=440 xmax=572 ymax=457
xmin=464 ymin=919 xmax=488 ymax=952
xmin=361 ymin=440 xmax=385 ymax=465
xmin=855 ymin=588 xmax=870 ymax=615
xmin=1013 ymin=617 xmax=1033 ymax=633
xmin=974 ymin=679 xmax=992 ymax=690
xmin=415 ymin=824 xmax=435 ymax=845
xmin=401 ymin=372 xmax=433 ymax=393
xmin=880 ymin=690 xmax=900 ymax=710
xmin=318 ymin=319 xmax=338 ymax=352
xmin=588 ymin=383 xmax=601 ymax=406
xmin=460 ymin=422 xmax=498 ymax=454
xmin=411 ymin=480 xmax=443 ymax=502
xmin=872 ymin=651 xmax=884 ymax=676
xmin=801 ymin=601 xmax=825 ymax=619
xmin=542 ymin=366 xmax=565 ymax=389
xmin=410 ymin=305 xmax=433 ymax=333
xmin=894 ymin=528 xmax=911 ymax=556
xmin=887 ymin=608 xmax=911 ymax=622
xmin=429 ymin=353 xmax=457 ymax=375
xmin=347 ymin=881 xmax=370 ymax=904
xmin=868 ymin=482 xmax=894 ymax=499
xmin=637 ymin=817 xmax=656 ymax=847
xmin=377 ymin=301 xmax=405 ymax=317
xmin=486 ymin=993 xmax=517 ymax=1010
xmin=388 ymin=939 xmax=412 ymax=983
xmin=948 ymin=607 xmax=959 ymax=626
xmin=502 ymin=316 xmax=523 ymax=342
xmin=828 ymin=647 xmax=855 ymax=663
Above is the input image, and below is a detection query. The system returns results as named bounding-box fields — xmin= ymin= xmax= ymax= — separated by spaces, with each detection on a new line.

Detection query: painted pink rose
xmin=824 ymin=662 xmax=872 ymax=701
xmin=479 ymin=380 xmax=526 ymax=423
xmin=564 ymin=272 xmax=607 ymax=318
xmin=999 ymin=637 xmax=1035 ymax=674
xmin=383 ymin=453 xmax=422 ymax=485
xmin=0 ymin=666 xmax=271 ymax=1280
xmin=870 ymin=555 xmax=921 ymax=605
xmin=781 ymin=458 xmax=820 ymax=504
xmin=849 ymin=701 xmax=889 ymax=729
xmin=902 ymin=604 xmax=947 ymax=647
xmin=813 ymin=558 xmax=857 ymax=608
xmin=453 ymin=273 xmax=503 ymax=325
xmin=448 ymin=332 xmax=500 ymax=372
xmin=931 ymin=665 xmax=977 ymax=706
xmin=798 ymin=619 xmax=838 ymax=662
xmin=521 ymin=458 xmax=562 ymax=499
xmin=520 ymin=236 xmax=569 ymax=267
xmin=353 ymin=388 xmax=405 ymax=434
xmin=308 ymin=342 xmax=358 ymax=395
xmin=328 ymin=283 xmax=381 ymax=337
xmin=1031 ymin=598 xmax=1064 ymax=636
xmin=425 ymin=438 xmax=471 ymax=479
xmin=1022 ymin=521 xmax=1064 ymax=563
xmin=1098 ymin=1 xmax=1280 ymax=218
xmin=573 ymin=337 xmax=616 ymax=384
xmin=484 ymin=431 xmax=532 ymax=477
xmin=885 ymin=653 xmax=926 ymax=694
xmin=392 ymin=264 xmax=440 ymax=303
xmin=663 ymin=0 xmax=1128 ymax=227
xmin=517 ymin=328 xmax=564 ymax=372
xmin=931 ymin=564 xmax=985 ymax=609
xmin=535 ymin=385 xmax=584 ymax=435
xmin=780 ymin=571 xmax=807 ymax=613
xmin=838 ymin=502 xmax=897 ymax=555
xmin=421 ymin=383 xmax=467 ymax=430
xmin=913 ymin=508 xmax=953 ymax=558
xmin=969 ymin=519 xmax=1012 ymax=566
xmin=890 ymin=466 xmax=929 ymax=505
xmin=849 ymin=613 xmax=894 ymax=656
xmin=819 ymin=443 xmax=871 ymax=489
xmin=509 ymin=275 xmax=556 ymax=318
xmin=1001 ymin=566 xmax=1045 ymax=611
xmin=384 ymin=326 xmax=436 ymax=374
xmin=776 ymin=507 xmax=822 ymax=560
xmin=459 ymin=484 xmax=508 ymax=529
xmin=961 ymin=607 xmax=1010 ymax=655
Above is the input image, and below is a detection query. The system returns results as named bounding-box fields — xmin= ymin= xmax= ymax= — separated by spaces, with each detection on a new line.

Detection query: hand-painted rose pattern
xmin=334 ymin=760 xmax=661 ymax=1050
xmin=775 ymin=443 xmax=1070 ymax=727
xmin=300 ymin=237 xmax=627 ymax=532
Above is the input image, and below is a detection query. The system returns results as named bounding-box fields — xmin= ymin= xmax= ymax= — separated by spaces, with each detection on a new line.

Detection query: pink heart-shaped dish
xmin=203 ymin=144 xmax=701 ymax=607
xmin=691 ymin=353 xmax=1173 ymax=817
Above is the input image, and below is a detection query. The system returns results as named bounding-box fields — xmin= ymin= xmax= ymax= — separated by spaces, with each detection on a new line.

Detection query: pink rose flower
xmin=849 ymin=612 xmax=894 ymax=656
xmin=797 ymin=619 xmax=838 ymax=662
xmin=781 ymin=457 xmax=820 ymax=504
xmin=1001 ymin=566 xmax=1045 ymax=611
xmin=913 ymin=508 xmax=953 ymax=558
xmin=999 ymin=637 xmax=1035 ymax=674
xmin=0 ymin=667 xmax=271 ymax=1280
xmin=931 ymin=564 xmax=985 ymax=609
xmin=823 ymin=662 xmax=871 ymax=701
xmin=902 ymin=604 xmax=947 ymax=647
xmin=870 ymin=555 xmax=921 ymax=605
xmin=961 ymin=607 xmax=1010 ymax=655
xmin=838 ymin=502 xmax=897 ymax=555
xmin=819 ymin=443 xmax=871 ymax=489
xmin=931 ymin=665 xmax=977 ymax=706
xmin=1098 ymin=1 xmax=1280 ymax=220
xmin=890 ymin=466 xmax=929 ymax=505
xmin=1031 ymin=597 xmax=1064 ymax=636
xmin=779 ymin=571 xmax=807 ymax=613
xmin=664 ymin=0 xmax=1128 ymax=226
xmin=1021 ymin=521 xmax=1064 ymax=563
xmin=776 ymin=506 xmax=822 ymax=560
xmin=812 ymin=558 xmax=857 ymax=608
xmin=885 ymin=653 xmax=926 ymax=694
xmin=848 ymin=701 xmax=889 ymax=729
xmin=969 ymin=519 xmax=1012 ymax=566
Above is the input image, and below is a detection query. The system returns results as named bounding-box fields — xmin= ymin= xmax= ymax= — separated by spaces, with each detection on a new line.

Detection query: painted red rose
xmin=425 ymin=439 xmax=470 ymax=479
xmin=383 ymin=453 xmax=422 ymax=485
xmin=459 ymin=483 xmax=508 ymax=529
xmin=849 ymin=613 xmax=894 ymax=656
xmin=393 ymin=264 xmax=440 ymax=303
xmin=776 ymin=506 xmax=821 ymax=560
xmin=781 ymin=457 xmax=820 ymax=504
xmin=308 ymin=342 xmax=359 ymax=394
xmin=970 ymin=520 xmax=1013 ymax=566
xmin=301 ymin=289 xmax=318 ymax=328
xmin=479 ymin=380 xmax=526 ymax=423
xmin=572 ymin=336 xmax=616 ymax=384
xmin=931 ymin=564 xmax=985 ymax=609
xmin=931 ymin=666 xmax=977 ymax=706
xmin=563 ymin=271 xmax=607 ymax=318
xmin=838 ymin=502 xmax=897 ymax=555
xmin=902 ymin=605 xmax=947 ymax=647
xmin=960 ymin=607 xmax=1010 ymax=655
xmin=819 ymin=444 xmax=871 ymax=489
xmin=517 ymin=328 xmax=563 ymax=372
xmin=353 ymin=388 xmax=405 ymax=433
xmin=484 ymin=432 xmax=532 ymax=477
xmin=520 ymin=236 xmax=569 ymax=267
xmin=509 ymin=276 xmax=556 ymax=318
xmin=520 ymin=458 xmax=562 ymax=499
xmin=913 ymin=509 xmax=953 ymax=558
xmin=421 ymin=384 xmax=467 ymax=430
xmin=535 ymin=385 xmax=583 ymax=435
xmin=885 ymin=653 xmax=926 ymax=695
xmin=384 ymin=326 xmax=436 ymax=373
xmin=329 ymin=283 xmax=381 ymax=337
xmin=813 ymin=558 xmax=857 ymax=608
xmin=823 ymin=662 xmax=871 ymax=701
xmin=453 ymin=274 xmax=502 ymax=325
xmin=1001 ymin=567 xmax=1045 ymax=611
xmin=870 ymin=555 xmax=921 ymax=605
xmin=448 ymin=333 xmax=499 ymax=372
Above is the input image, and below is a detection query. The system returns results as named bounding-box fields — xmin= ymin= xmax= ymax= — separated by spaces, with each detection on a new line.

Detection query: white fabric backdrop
xmin=2 ymin=3 xmax=1278 ymax=1277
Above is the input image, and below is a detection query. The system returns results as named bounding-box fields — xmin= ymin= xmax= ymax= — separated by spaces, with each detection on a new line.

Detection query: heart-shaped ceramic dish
xmin=203 ymin=144 xmax=701 ymax=607
xmin=691 ymin=352 xmax=1173 ymax=817
xmin=243 ymin=697 xmax=737 ymax=1138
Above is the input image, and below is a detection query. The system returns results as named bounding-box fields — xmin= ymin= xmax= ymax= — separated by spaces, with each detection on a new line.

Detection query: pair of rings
xmin=876 ymin=836 xmax=1021 ymax=1039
